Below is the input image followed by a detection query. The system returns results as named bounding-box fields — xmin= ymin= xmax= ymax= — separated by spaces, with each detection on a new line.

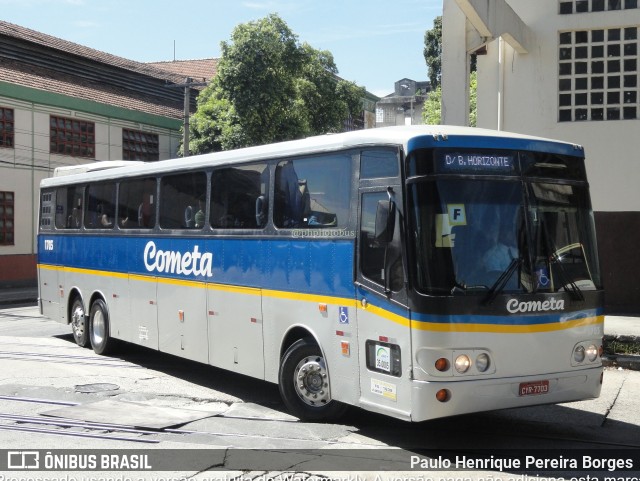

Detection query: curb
xmin=602 ymin=355 xmax=640 ymax=371
xmin=0 ymin=295 xmax=38 ymax=307
xmin=602 ymin=334 xmax=640 ymax=371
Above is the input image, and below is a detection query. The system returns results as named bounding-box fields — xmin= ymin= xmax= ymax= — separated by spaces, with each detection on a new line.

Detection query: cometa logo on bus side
xmin=506 ymin=297 xmax=565 ymax=314
xmin=143 ymin=241 xmax=213 ymax=277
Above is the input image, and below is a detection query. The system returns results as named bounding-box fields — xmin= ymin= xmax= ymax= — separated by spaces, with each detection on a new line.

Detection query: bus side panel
xmin=207 ymin=285 xmax=264 ymax=378
xmin=261 ymin=239 xmax=360 ymax=407
xmin=38 ymin=264 xmax=62 ymax=321
xmin=127 ymin=274 xmax=158 ymax=350
xmin=37 ymin=234 xmax=64 ymax=323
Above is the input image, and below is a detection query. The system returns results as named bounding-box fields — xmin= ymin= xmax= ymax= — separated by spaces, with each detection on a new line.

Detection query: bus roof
xmin=40 ymin=125 xmax=583 ymax=188
xmin=53 ymin=160 xmax=144 ymax=177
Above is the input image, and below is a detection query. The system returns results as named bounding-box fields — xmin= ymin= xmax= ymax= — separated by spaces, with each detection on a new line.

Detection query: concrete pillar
xmin=442 ymin=0 xmax=470 ymax=126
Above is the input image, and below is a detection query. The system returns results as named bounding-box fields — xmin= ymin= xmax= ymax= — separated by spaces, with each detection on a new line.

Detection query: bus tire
xmin=278 ymin=338 xmax=347 ymax=422
xmin=89 ymin=298 xmax=113 ymax=355
xmin=70 ymin=296 xmax=89 ymax=348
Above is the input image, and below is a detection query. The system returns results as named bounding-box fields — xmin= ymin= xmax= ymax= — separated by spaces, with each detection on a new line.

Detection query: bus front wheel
xmin=70 ymin=296 xmax=89 ymax=348
xmin=89 ymin=299 xmax=113 ymax=355
xmin=278 ymin=338 xmax=347 ymax=422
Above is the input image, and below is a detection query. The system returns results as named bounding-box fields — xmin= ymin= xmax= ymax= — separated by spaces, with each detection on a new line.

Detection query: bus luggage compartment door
xmin=157 ymin=279 xmax=209 ymax=364
xmin=207 ymin=284 xmax=264 ymax=379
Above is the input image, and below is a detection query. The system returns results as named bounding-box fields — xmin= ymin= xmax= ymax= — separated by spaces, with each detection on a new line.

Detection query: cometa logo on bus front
xmin=143 ymin=241 xmax=213 ymax=277
xmin=506 ymin=297 xmax=565 ymax=313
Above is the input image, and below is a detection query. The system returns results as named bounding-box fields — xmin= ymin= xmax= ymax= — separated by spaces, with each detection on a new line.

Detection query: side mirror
xmin=374 ymin=198 xmax=396 ymax=245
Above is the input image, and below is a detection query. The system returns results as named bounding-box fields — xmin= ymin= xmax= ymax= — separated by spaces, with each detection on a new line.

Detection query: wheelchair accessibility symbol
xmin=339 ymin=307 xmax=349 ymax=324
xmin=536 ymin=267 xmax=550 ymax=288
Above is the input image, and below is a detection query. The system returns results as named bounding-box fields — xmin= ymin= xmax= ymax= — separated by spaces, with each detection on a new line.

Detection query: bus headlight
xmin=476 ymin=353 xmax=490 ymax=372
xmin=574 ymin=345 xmax=585 ymax=363
xmin=586 ymin=344 xmax=598 ymax=362
xmin=454 ymin=355 xmax=471 ymax=373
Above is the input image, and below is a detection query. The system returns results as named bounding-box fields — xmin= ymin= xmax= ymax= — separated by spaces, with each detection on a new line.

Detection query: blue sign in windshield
xmin=439 ymin=152 xmax=516 ymax=174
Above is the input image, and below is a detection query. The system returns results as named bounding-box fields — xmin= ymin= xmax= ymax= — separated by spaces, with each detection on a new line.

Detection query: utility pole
xmin=183 ymin=79 xmax=191 ymax=157
xmin=166 ymin=77 xmax=207 ymax=157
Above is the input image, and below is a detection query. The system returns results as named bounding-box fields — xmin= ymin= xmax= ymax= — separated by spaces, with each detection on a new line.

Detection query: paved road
xmin=0 ymin=306 xmax=639 ymax=480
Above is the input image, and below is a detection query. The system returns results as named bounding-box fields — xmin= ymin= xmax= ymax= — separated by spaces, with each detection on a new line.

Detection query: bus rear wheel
xmin=89 ymin=299 xmax=113 ymax=355
xmin=70 ymin=296 xmax=89 ymax=347
xmin=278 ymin=338 xmax=347 ymax=422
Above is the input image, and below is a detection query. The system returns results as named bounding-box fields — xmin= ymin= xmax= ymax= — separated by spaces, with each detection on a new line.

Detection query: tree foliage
xmin=422 ymin=85 xmax=442 ymax=125
xmin=187 ymin=14 xmax=366 ymax=154
xmin=422 ymin=71 xmax=477 ymax=126
xmin=423 ymin=16 xmax=442 ymax=90
xmin=469 ymin=71 xmax=477 ymax=127
xmin=423 ymin=16 xmax=478 ymax=126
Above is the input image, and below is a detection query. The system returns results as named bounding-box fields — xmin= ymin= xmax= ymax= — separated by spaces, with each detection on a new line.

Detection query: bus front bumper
xmin=409 ymin=366 xmax=603 ymax=422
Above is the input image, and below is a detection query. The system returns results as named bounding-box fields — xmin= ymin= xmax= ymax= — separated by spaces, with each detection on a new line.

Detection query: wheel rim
xmin=92 ymin=309 xmax=106 ymax=345
xmin=293 ymin=355 xmax=331 ymax=406
xmin=71 ymin=304 xmax=85 ymax=338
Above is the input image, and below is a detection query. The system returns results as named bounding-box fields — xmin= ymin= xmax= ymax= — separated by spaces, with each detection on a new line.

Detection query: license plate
xmin=519 ymin=380 xmax=549 ymax=396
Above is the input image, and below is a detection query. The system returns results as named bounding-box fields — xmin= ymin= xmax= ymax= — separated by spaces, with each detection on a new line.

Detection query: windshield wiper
xmin=549 ymin=251 xmax=585 ymax=302
xmin=540 ymin=221 xmax=585 ymax=303
xmin=483 ymin=257 xmax=523 ymax=305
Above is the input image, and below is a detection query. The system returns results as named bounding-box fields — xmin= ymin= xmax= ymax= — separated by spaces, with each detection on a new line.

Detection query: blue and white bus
xmin=37 ymin=125 xmax=604 ymax=422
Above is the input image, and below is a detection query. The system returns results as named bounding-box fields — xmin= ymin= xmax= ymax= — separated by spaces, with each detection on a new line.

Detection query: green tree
xmin=422 ymin=85 xmax=442 ymax=125
xmin=187 ymin=14 xmax=366 ymax=154
xmin=423 ymin=16 xmax=442 ymax=89
xmin=423 ymin=16 xmax=478 ymax=126
xmin=421 ymin=71 xmax=477 ymax=126
xmin=469 ymin=71 xmax=477 ymax=127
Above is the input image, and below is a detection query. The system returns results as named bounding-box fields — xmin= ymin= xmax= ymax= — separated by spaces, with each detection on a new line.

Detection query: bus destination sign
xmin=439 ymin=152 xmax=516 ymax=174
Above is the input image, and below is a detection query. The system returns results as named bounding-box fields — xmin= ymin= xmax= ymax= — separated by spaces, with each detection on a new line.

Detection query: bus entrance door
xmin=356 ymin=187 xmax=412 ymax=419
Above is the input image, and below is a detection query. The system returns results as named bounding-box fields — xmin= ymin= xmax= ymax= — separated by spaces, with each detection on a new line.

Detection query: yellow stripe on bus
xmin=410 ymin=315 xmax=604 ymax=334
xmin=38 ymin=263 xmax=603 ymax=334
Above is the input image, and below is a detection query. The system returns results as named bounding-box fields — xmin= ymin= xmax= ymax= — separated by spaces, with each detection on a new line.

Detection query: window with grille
xmin=0 ymin=191 xmax=14 ymax=245
xmin=122 ymin=129 xmax=159 ymax=161
xmin=559 ymin=0 xmax=638 ymax=14
xmin=0 ymin=107 xmax=14 ymax=149
xmin=50 ymin=116 xmax=95 ymax=158
xmin=559 ymin=27 xmax=639 ymax=121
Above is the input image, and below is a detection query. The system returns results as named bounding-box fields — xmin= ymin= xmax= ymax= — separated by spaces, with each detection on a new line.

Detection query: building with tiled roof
xmin=147 ymin=59 xmax=219 ymax=85
xmin=0 ymin=20 xmax=379 ymax=286
xmin=0 ymin=21 xmax=208 ymax=285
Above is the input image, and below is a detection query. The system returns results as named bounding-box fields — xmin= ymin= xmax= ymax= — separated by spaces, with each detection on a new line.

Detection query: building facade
xmin=442 ymin=0 xmax=640 ymax=312
xmin=0 ymin=21 xmax=201 ymax=286
xmin=376 ymin=78 xmax=430 ymax=127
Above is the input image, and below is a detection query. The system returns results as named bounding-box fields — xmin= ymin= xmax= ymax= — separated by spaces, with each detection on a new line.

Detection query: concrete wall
xmin=472 ymin=2 xmax=640 ymax=213
xmin=442 ymin=0 xmax=640 ymax=312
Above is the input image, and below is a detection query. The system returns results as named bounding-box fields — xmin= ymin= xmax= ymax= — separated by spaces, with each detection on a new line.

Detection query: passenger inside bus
xmin=481 ymin=223 xmax=517 ymax=273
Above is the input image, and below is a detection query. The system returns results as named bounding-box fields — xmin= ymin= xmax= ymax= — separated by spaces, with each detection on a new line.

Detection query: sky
xmin=1 ymin=0 xmax=442 ymax=98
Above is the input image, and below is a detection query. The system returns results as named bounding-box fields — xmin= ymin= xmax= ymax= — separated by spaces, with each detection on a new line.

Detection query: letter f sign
xmin=448 ymin=204 xmax=467 ymax=226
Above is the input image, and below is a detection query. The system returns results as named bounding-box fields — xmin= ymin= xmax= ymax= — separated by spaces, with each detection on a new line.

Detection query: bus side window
xmin=360 ymin=149 xmax=399 ymax=179
xmin=210 ymin=164 xmax=269 ymax=229
xmin=159 ymin=172 xmax=207 ymax=230
xmin=274 ymin=153 xmax=351 ymax=229
xmin=119 ymin=177 xmax=157 ymax=229
xmin=55 ymin=186 xmax=84 ymax=229
xmin=85 ymin=182 xmax=116 ymax=229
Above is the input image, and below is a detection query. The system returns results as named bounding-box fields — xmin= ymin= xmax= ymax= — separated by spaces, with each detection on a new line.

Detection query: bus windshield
xmin=409 ymin=175 xmax=602 ymax=296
